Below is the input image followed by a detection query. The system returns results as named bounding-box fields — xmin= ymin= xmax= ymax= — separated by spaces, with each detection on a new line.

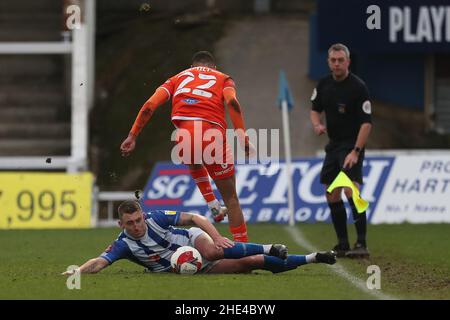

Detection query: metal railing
xmin=95 ymin=191 xmax=137 ymax=227
xmin=0 ymin=42 xmax=72 ymax=54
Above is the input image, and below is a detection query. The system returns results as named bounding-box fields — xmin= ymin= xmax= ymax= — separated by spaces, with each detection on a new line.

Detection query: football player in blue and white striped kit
xmin=62 ymin=200 xmax=336 ymax=275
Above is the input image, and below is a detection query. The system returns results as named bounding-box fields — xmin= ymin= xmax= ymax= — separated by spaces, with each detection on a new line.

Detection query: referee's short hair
xmin=328 ymin=43 xmax=350 ymax=59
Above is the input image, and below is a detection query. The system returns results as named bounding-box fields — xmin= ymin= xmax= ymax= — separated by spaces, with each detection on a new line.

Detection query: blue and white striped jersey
xmin=100 ymin=210 xmax=190 ymax=272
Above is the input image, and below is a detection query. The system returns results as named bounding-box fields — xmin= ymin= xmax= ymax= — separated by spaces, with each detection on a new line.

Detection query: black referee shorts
xmin=320 ymin=142 xmax=364 ymax=185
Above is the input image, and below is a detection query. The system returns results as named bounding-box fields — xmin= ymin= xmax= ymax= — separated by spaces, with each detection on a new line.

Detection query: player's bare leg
xmin=208 ymin=256 xmax=263 ymax=273
xmin=208 ymin=251 xmax=337 ymax=274
xmin=193 ymin=231 xmax=224 ymax=261
xmin=214 ymin=176 xmax=248 ymax=242
xmin=193 ymin=232 xmax=288 ymax=262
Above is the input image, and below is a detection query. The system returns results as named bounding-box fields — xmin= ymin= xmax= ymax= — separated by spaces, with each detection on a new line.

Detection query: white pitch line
xmin=285 ymin=226 xmax=399 ymax=300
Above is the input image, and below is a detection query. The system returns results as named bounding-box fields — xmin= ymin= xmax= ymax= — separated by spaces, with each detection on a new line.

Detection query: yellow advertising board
xmin=0 ymin=172 xmax=93 ymax=229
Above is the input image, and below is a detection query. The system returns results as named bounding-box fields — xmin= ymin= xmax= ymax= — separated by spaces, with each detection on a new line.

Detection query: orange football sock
xmin=230 ymin=223 xmax=248 ymax=242
xmin=189 ymin=167 xmax=216 ymax=203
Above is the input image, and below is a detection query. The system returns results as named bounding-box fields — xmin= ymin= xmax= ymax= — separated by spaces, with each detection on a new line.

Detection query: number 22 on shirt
xmin=174 ymin=72 xmax=217 ymax=98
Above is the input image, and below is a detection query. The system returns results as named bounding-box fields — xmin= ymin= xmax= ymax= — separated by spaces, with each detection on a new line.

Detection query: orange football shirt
xmin=159 ymin=66 xmax=235 ymax=129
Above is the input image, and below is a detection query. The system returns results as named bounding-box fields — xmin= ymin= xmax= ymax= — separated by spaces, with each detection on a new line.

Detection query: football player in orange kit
xmin=120 ymin=51 xmax=254 ymax=242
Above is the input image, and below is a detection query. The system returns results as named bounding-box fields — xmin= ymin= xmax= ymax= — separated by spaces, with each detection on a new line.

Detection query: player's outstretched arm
xmin=223 ymin=87 xmax=255 ymax=157
xmin=120 ymin=88 xmax=169 ymax=156
xmin=223 ymin=87 xmax=245 ymax=131
xmin=61 ymin=257 xmax=109 ymax=275
xmin=177 ymin=212 xmax=233 ymax=248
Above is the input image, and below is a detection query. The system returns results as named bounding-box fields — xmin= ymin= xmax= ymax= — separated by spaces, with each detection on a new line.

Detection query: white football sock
xmin=305 ymin=253 xmax=317 ymax=263
xmin=263 ymin=245 xmax=272 ymax=254
xmin=207 ymin=199 xmax=220 ymax=210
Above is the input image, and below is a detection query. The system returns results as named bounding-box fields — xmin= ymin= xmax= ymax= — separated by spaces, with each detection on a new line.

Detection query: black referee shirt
xmin=311 ymin=72 xmax=372 ymax=144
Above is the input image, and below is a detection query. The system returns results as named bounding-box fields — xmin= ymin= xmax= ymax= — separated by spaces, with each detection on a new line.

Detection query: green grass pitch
xmin=1 ymin=223 xmax=449 ymax=299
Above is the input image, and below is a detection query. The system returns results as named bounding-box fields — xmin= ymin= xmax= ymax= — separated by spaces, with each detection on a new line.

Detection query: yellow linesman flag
xmin=326 ymin=171 xmax=369 ymax=213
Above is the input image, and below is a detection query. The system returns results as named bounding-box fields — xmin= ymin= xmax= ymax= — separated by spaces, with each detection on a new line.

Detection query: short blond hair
xmin=328 ymin=43 xmax=350 ymax=59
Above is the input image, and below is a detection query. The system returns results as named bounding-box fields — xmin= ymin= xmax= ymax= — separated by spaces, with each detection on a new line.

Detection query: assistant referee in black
xmin=310 ymin=43 xmax=372 ymax=258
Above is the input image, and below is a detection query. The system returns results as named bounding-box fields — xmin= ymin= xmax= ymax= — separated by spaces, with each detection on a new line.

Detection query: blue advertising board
xmin=141 ymin=157 xmax=395 ymax=224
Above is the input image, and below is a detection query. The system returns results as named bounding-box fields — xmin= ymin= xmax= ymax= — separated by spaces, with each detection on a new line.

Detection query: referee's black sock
xmin=328 ymin=200 xmax=349 ymax=246
xmin=348 ymin=198 xmax=367 ymax=247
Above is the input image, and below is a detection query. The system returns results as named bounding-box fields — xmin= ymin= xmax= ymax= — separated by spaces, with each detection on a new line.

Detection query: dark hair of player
xmin=192 ymin=51 xmax=215 ymax=67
